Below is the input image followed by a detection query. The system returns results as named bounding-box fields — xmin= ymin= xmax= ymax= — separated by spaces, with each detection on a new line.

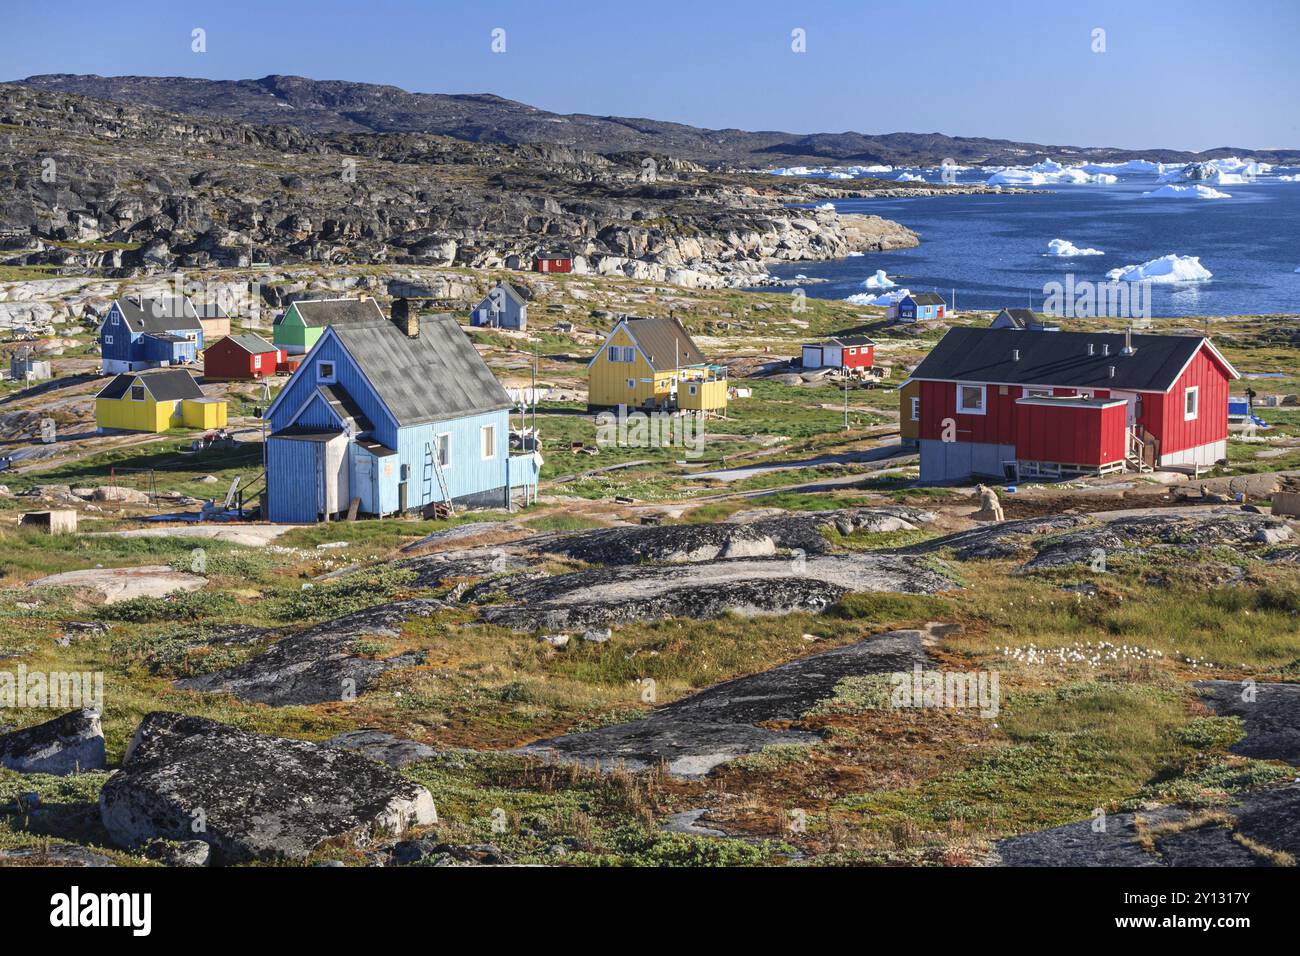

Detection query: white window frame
xmin=910 ymin=396 xmax=920 ymax=421
xmin=111 ymin=312 xmax=119 ymax=325
xmin=317 ymin=360 xmax=336 ymax=383
xmin=622 ymin=346 xmax=635 ymax=362
xmin=104 ymin=334 xmax=113 ymax=346
xmin=1184 ymin=385 xmax=1199 ymax=421
xmin=957 ymin=384 xmax=987 ymax=416
xmin=129 ymin=384 xmax=146 ymax=402
xmin=688 ymin=383 xmax=698 ymax=396
xmin=480 ymin=424 xmax=497 ymax=461
xmin=627 ymin=378 xmax=636 ymax=390
xmin=608 ymin=346 xmax=619 ymax=362
xmin=1023 ymin=387 xmax=1052 ymax=398
xmin=435 ymin=432 xmax=451 ymax=469
xmin=253 ymin=354 xmax=262 ymax=369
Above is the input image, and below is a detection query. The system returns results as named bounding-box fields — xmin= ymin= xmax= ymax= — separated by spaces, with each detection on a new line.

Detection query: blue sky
xmin=5 ymin=0 xmax=1297 ymax=151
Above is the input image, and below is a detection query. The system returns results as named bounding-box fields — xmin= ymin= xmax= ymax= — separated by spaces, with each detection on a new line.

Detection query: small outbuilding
xmin=204 ymin=332 xmax=284 ymax=380
xmin=470 ymin=281 xmax=528 ymax=330
xmin=95 ymin=368 xmax=227 ymax=433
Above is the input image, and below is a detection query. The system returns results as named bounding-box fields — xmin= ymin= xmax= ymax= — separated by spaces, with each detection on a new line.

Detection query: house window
xmin=104 ymin=335 xmax=113 ymax=345
xmin=317 ymin=361 xmax=336 ymax=383
xmin=435 ymin=433 xmax=451 ymax=468
xmin=253 ymin=354 xmax=262 ymax=369
xmin=622 ymin=346 xmax=635 ymax=362
xmin=689 ymin=384 xmax=698 ymax=396
xmin=847 ymin=347 xmax=857 ymax=356
xmin=910 ymin=396 xmax=920 ymax=421
xmin=627 ymin=379 xmax=636 ymax=389
xmin=608 ymin=346 xmax=620 ymax=362
xmin=111 ymin=313 xmax=119 ymax=325
xmin=1024 ymin=387 xmax=1052 ymax=398
xmin=1184 ymin=386 xmax=1199 ymax=421
xmin=481 ymin=424 xmax=497 ymax=460
xmin=130 ymin=385 xmax=145 ymax=401
xmin=957 ymin=384 xmax=986 ymax=415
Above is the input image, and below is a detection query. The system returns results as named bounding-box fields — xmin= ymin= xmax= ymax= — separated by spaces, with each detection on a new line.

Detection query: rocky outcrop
xmin=0 ymin=709 xmax=105 ymax=775
xmin=175 ymin=600 xmax=439 ymax=706
xmin=325 ymin=730 xmax=442 ymax=769
xmin=469 ymin=551 xmax=955 ymax=631
xmin=522 ymin=628 xmax=934 ymax=776
xmin=0 ymin=83 xmax=919 ymax=296
xmin=1195 ymin=681 xmax=1300 ymax=766
xmin=99 ymin=712 xmax=438 ymax=864
xmin=995 ymin=784 xmax=1300 ymax=867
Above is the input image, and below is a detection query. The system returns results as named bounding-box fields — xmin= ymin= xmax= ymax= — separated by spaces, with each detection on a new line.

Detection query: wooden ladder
xmin=424 ymin=441 xmax=454 ymax=514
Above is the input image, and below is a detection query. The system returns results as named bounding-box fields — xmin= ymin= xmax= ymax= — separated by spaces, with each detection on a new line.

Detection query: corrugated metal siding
xmin=266 ymin=438 xmax=321 ymax=522
xmin=96 ymin=396 xmax=176 ymax=432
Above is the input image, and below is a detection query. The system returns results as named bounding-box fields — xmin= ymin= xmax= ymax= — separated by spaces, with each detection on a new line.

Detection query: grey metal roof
xmin=284 ymin=297 xmax=386 ymax=329
xmin=113 ymin=296 xmax=204 ymax=334
xmin=331 ymin=315 xmax=513 ymax=426
xmin=96 ymin=368 xmax=204 ymax=402
xmin=491 ymin=281 xmax=528 ymax=306
xmin=905 ymin=292 xmax=946 ymax=306
xmin=625 ymin=316 xmax=706 ymax=370
xmin=910 ymin=327 xmax=1235 ymax=393
xmin=223 ymin=333 xmax=279 ymax=354
xmin=317 ymin=384 xmax=375 ymax=433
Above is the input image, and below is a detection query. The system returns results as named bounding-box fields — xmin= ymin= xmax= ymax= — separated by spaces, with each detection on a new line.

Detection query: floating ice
xmin=1046 ymin=238 xmax=1104 ymax=257
xmin=1106 ymin=254 xmax=1213 ymax=284
xmin=861 ymin=269 xmax=895 ymax=290
xmin=846 ymin=287 xmax=911 ymax=306
xmin=895 ymin=172 xmax=926 ymax=183
xmin=1143 ymin=184 xmax=1232 ymax=200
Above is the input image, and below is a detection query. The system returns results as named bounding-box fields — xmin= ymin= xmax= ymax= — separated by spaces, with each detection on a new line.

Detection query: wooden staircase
xmin=1126 ymin=426 xmax=1155 ymax=473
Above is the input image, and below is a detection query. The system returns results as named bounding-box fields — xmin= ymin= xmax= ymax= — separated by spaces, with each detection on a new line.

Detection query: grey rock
xmin=0 ymin=842 xmax=117 ymax=867
xmin=581 ymin=628 xmax=612 ymax=644
xmin=175 ymin=599 xmax=439 ymax=706
xmin=325 ymin=729 xmax=441 ymax=769
xmin=99 ymin=712 xmax=437 ymax=864
xmin=0 ymin=709 xmax=105 ymax=775
xmin=521 ymin=629 xmax=932 ymax=777
xmin=143 ymin=838 xmax=211 ymax=867
xmin=1195 ymin=680 xmax=1300 ymax=765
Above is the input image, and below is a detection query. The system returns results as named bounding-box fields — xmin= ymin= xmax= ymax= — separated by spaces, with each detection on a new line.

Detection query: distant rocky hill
xmin=0 ymin=82 xmax=935 ymax=286
xmin=20 ymin=74 xmax=1300 ymax=168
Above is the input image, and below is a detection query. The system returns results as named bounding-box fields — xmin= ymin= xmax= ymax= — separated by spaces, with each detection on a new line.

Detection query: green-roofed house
xmin=272 ymin=297 xmax=387 ymax=355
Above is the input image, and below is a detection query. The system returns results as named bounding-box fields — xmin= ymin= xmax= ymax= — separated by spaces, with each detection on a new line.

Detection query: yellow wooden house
xmin=587 ymin=316 xmax=727 ymax=414
xmin=95 ymin=368 xmax=228 ymax=433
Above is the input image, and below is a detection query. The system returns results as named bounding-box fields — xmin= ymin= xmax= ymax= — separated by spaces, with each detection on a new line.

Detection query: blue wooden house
xmin=470 ymin=281 xmax=528 ymax=330
xmin=894 ymin=292 xmax=947 ymax=324
xmin=262 ymin=302 xmax=540 ymax=523
xmin=99 ymin=296 xmax=205 ymax=374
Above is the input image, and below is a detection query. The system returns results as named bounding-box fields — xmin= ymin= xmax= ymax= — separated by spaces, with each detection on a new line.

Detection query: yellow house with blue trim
xmin=95 ymin=368 xmax=228 ymax=433
xmin=587 ymin=316 xmax=727 ymax=414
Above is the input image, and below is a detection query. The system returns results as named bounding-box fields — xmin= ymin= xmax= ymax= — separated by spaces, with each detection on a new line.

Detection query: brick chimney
xmin=392 ymin=298 xmax=418 ymax=338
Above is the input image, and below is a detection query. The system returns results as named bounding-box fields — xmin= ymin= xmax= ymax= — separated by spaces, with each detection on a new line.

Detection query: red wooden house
xmin=801 ymin=336 xmax=875 ymax=374
xmin=534 ymin=251 xmax=573 ymax=274
xmin=203 ymin=332 xmax=284 ymax=381
xmin=907 ymin=327 xmax=1239 ymax=482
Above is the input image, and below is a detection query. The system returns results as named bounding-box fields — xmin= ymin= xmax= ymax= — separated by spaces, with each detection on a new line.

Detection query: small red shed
xmin=535 ymin=252 xmax=573 ymax=274
xmin=204 ymin=332 xmax=283 ymax=381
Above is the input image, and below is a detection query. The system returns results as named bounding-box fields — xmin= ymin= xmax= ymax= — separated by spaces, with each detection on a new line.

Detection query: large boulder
xmin=0 ymin=709 xmax=105 ymax=775
xmin=99 ymin=713 xmax=438 ymax=864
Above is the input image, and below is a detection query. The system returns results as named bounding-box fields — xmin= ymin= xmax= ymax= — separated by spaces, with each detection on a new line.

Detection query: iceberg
xmin=985 ymin=162 xmax=1099 ymax=186
xmin=1143 ymin=184 xmax=1232 ymax=200
xmin=1278 ymin=174 xmax=1300 ymax=182
xmin=861 ymin=269 xmax=896 ymax=290
xmin=847 ymin=287 xmax=911 ymax=307
xmin=1106 ymin=254 xmax=1212 ymax=284
xmin=1046 ymin=239 xmax=1104 ymax=257
xmin=895 ymin=172 xmax=926 ymax=183
xmin=986 ymin=168 xmax=1047 ymax=186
